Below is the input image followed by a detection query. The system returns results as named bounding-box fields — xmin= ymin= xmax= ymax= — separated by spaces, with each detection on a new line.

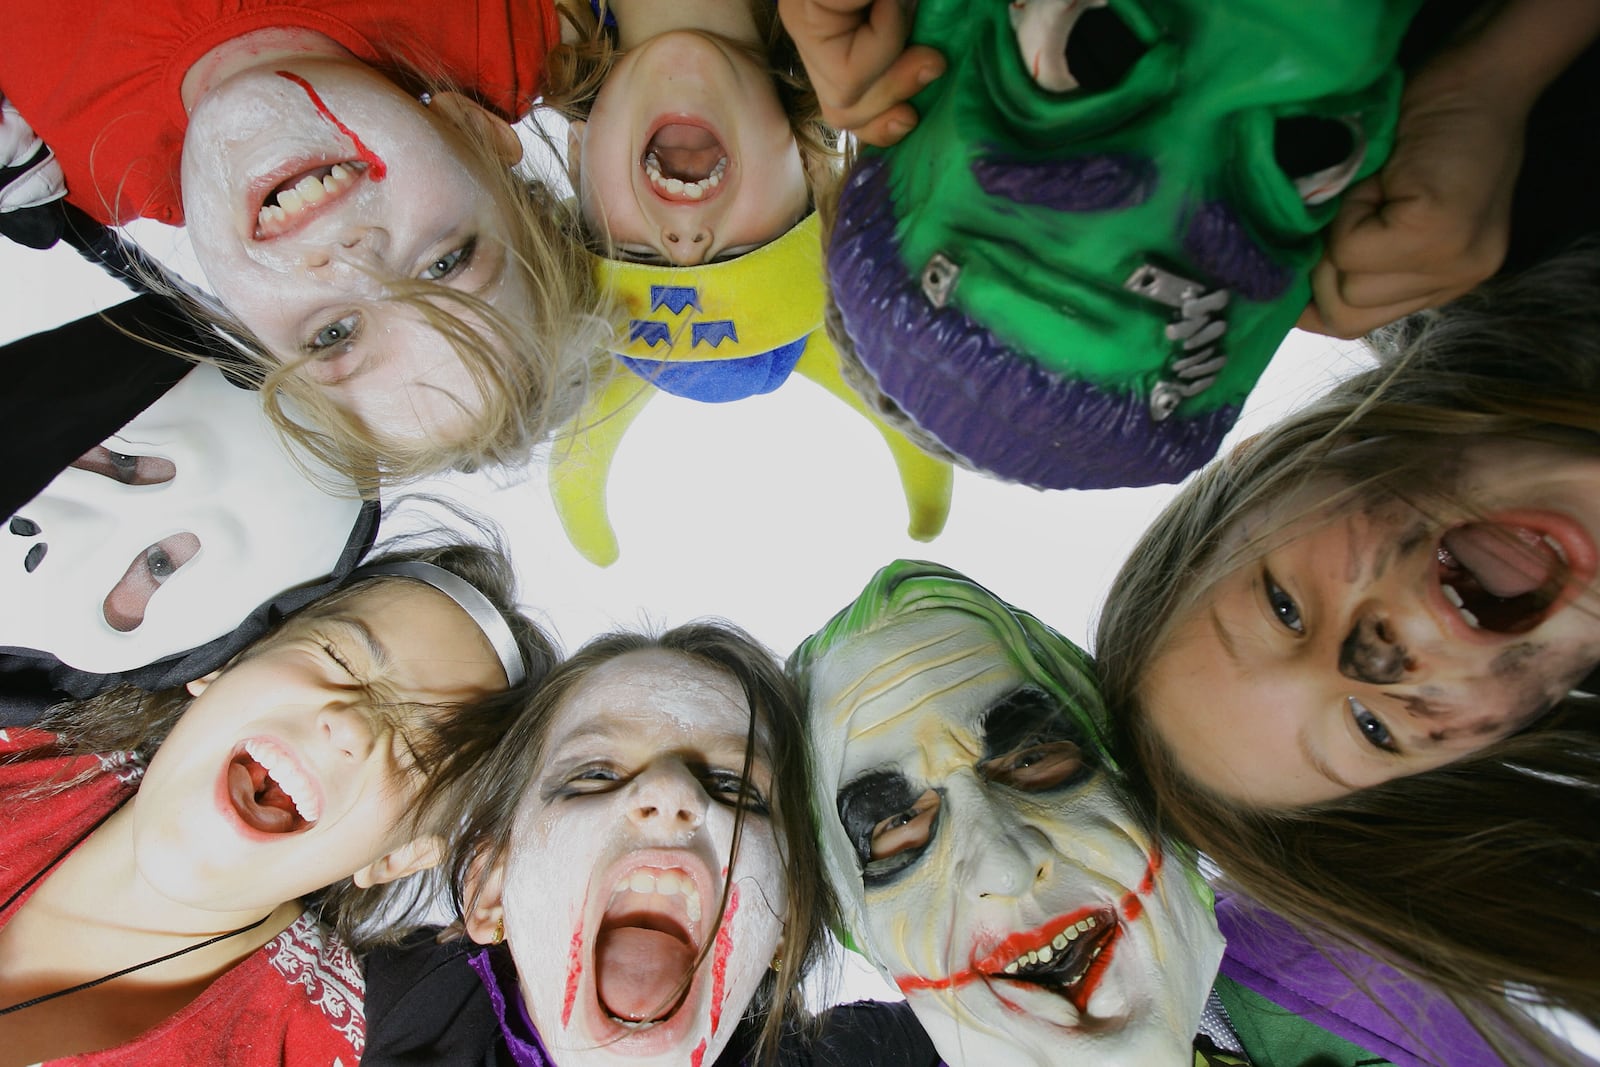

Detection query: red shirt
xmin=0 ymin=0 xmax=559 ymax=224
xmin=0 ymin=727 xmax=367 ymax=1064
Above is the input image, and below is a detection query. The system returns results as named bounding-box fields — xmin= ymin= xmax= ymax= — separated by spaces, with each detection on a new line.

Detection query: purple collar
xmin=468 ymin=946 xmax=558 ymax=1067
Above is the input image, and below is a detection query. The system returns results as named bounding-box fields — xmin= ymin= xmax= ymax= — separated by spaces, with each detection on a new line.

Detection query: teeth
xmin=643 ymin=153 xmax=727 ymax=199
xmin=611 ymin=867 xmax=700 ymax=929
xmin=1460 ymin=606 xmax=1481 ymax=629
xmin=1004 ymin=961 xmax=1019 ymax=974
xmin=242 ymin=739 xmax=320 ymax=823
xmin=256 ymin=163 xmax=360 ymax=232
xmin=1442 ymin=583 xmax=1465 ymax=608
xmin=1037 ymin=944 xmax=1053 ymax=963
xmin=1052 ymin=933 xmax=1069 ymax=950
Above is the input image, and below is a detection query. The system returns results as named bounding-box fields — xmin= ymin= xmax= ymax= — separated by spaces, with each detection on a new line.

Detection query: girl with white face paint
xmin=419 ymin=624 xmax=826 ymax=1067
xmin=790 ymin=560 xmax=1224 ymax=1067
xmin=2 ymin=1 xmax=611 ymax=493
xmin=0 ymin=542 xmax=556 ymax=1065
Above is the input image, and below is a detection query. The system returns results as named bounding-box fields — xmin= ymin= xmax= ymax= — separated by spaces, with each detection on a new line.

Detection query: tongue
xmin=1441 ymin=523 xmax=1559 ymax=599
xmin=228 ymin=757 xmax=296 ymax=834
xmin=595 ymin=926 xmax=695 ymax=1022
xmin=649 ymin=124 xmax=724 ymax=181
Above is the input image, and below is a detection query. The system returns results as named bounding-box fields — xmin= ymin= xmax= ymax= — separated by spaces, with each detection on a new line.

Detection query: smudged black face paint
xmin=1338 ymin=613 xmax=1409 ymax=684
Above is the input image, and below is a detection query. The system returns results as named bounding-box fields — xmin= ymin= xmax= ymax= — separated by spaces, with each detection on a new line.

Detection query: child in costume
xmin=782 ymin=0 xmax=1600 ymax=494
xmin=363 ymin=622 xmax=828 ymax=1067
xmin=1 ymin=1 xmax=610 ymax=493
xmin=0 ymin=540 xmax=557 ymax=1064
xmin=1096 ymin=246 xmax=1600 ymax=1059
xmin=790 ymin=559 xmax=1225 ymax=1067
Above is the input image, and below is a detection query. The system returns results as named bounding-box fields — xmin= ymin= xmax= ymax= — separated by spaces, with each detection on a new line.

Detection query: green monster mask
xmin=828 ymin=0 xmax=1420 ymax=489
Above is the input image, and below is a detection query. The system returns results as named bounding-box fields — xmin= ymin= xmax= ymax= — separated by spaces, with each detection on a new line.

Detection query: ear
xmin=429 ymin=92 xmax=524 ymax=165
xmin=351 ymin=834 xmax=444 ymax=889
xmin=566 ymin=120 xmax=586 ymax=192
xmin=461 ymin=849 xmax=509 ymax=945
xmin=185 ymin=669 xmax=222 ymax=697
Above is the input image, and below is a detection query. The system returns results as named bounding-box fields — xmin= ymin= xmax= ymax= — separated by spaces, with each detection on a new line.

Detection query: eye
xmin=867 ymin=789 xmax=940 ymax=862
xmin=1010 ymin=0 xmax=1147 ymax=94
xmin=308 ymin=313 xmax=360 ymax=353
xmin=704 ymin=769 xmax=770 ymax=815
xmin=102 ymin=532 xmax=202 ymax=631
xmin=979 ymin=740 xmax=1087 ymax=791
xmin=71 ymin=444 xmax=175 ymax=486
xmin=1264 ymin=571 xmax=1304 ymax=634
xmin=320 ymin=639 xmax=357 ymax=678
xmin=420 ymin=239 xmax=477 ymax=281
xmin=1348 ymin=696 xmax=1397 ymax=753
xmin=1276 ymin=114 xmax=1366 ymax=206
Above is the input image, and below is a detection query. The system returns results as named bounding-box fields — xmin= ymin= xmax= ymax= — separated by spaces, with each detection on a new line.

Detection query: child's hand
xmin=779 ymin=0 xmax=946 ymax=146
xmin=1298 ymin=71 xmax=1524 ymax=339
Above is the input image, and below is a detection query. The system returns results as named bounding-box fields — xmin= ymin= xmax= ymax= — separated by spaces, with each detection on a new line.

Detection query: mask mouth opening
xmin=978 ymin=906 xmax=1120 ymax=1012
xmin=1438 ymin=521 xmax=1570 ymax=634
xmin=1063 ymin=7 xmax=1146 ymax=92
xmin=1274 ymin=115 xmax=1364 ymax=205
xmin=227 ymin=740 xmax=320 ymax=834
xmin=594 ymin=867 xmax=705 ymax=1025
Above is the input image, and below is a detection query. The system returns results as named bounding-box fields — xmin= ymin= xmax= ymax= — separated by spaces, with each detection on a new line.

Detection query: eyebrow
xmin=325 ymin=614 xmax=392 ymax=672
xmin=1297 ymin=724 xmax=1358 ymax=791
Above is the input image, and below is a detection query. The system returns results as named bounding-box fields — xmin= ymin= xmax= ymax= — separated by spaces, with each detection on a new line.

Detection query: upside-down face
xmin=828 ymin=0 xmax=1419 ymax=490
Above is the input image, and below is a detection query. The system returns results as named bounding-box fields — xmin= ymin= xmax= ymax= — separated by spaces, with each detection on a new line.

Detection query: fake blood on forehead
xmin=274 ymin=70 xmax=388 ymax=179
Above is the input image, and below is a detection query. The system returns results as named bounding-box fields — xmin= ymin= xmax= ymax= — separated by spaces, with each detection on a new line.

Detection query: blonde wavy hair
xmin=1096 ymin=246 xmax=1600 ymax=1062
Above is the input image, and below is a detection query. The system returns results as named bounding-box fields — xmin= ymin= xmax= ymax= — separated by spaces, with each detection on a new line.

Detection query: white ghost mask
xmin=1 ymin=364 xmax=361 ymax=674
xmin=794 ymin=561 xmax=1224 ymax=1067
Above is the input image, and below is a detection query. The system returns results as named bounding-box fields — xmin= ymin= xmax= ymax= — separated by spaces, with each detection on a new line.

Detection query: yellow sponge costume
xmin=549 ymin=213 xmax=954 ymax=566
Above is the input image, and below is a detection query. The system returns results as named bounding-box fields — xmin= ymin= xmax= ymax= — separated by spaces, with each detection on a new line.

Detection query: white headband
xmin=348 ymin=559 xmax=526 ymax=687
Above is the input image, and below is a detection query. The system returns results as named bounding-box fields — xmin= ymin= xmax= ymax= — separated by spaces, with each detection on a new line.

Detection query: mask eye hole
xmin=1012 ymin=1 xmax=1147 ymax=94
xmin=1275 ymin=114 xmax=1366 ymax=205
xmin=72 ymin=444 xmax=176 ymax=486
xmin=102 ymin=533 xmax=201 ymax=631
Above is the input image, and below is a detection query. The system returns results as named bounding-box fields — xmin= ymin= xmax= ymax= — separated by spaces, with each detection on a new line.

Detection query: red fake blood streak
xmin=708 ymin=884 xmax=741 ymax=1037
xmin=690 ymin=1038 xmax=708 ymax=1067
xmin=273 ymin=70 xmax=387 ymax=179
xmin=1120 ymin=848 xmax=1163 ymax=922
xmin=561 ymin=922 xmax=584 ymax=1027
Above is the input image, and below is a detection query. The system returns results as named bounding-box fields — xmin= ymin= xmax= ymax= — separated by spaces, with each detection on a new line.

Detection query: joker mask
xmin=828 ymin=0 xmax=1419 ymax=489
xmin=0 ymin=365 xmax=362 ymax=674
xmin=489 ymin=649 xmax=787 ymax=1067
xmin=791 ymin=561 xmax=1223 ymax=1066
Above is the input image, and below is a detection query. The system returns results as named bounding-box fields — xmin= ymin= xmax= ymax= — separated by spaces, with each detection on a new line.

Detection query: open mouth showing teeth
xmin=1437 ymin=522 xmax=1570 ymax=634
xmin=595 ymin=867 xmax=704 ymax=1025
xmin=228 ymin=739 xmax=319 ymax=833
xmin=982 ymin=909 xmax=1118 ymax=1012
xmin=643 ymin=124 xmax=727 ymax=202
xmin=255 ymin=161 xmax=363 ymax=237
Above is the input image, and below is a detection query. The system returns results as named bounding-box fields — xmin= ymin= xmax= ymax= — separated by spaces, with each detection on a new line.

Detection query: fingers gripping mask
xmin=791 ymin=561 xmax=1223 ymax=1067
xmin=827 ymin=0 xmax=1420 ymax=489
xmin=1 ymin=365 xmax=363 ymax=674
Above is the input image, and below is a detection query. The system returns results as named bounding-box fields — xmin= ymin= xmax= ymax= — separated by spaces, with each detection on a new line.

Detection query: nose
xmin=661 ymin=224 xmax=711 ymax=266
xmin=318 ymin=702 xmax=376 ymax=761
xmin=626 ymin=760 xmax=708 ymax=835
xmin=300 ymin=224 xmax=390 ymax=274
xmin=1338 ymin=608 xmax=1413 ymax=685
xmin=958 ymin=790 xmax=1051 ymax=899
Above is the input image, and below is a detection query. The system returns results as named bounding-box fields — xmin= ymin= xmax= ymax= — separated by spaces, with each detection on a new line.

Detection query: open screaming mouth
xmin=643 ymin=124 xmax=727 ymax=202
xmin=228 ymin=739 xmax=320 ymax=833
xmin=255 ymin=161 xmax=365 ymax=238
xmin=594 ymin=867 xmax=705 ymax=1025
xmin=1437 ymin=521 xmax=1571 ymax=634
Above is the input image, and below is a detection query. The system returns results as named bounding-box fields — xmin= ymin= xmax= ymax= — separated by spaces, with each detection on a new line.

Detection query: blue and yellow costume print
xmin=549 ymin=213 xmax=954 ymax=566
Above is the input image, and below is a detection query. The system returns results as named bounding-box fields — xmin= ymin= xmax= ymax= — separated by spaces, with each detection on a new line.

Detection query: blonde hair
xmin=170 ymin=79 xmax=617 ymax=496
xmin=1096 ymin=246 xmax=1600 ymax=1059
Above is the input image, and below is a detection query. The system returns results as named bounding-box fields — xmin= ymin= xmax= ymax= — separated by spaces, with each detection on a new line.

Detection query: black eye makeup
xmin=978 ymin=688 xmax=1097 ymax=792
xmin=838 ymin=770 xmax=940 ymax=886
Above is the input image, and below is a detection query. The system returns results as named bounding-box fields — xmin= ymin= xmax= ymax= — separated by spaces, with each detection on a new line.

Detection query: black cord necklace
xmin=0 ymin=801 xmax=271 ymax=1017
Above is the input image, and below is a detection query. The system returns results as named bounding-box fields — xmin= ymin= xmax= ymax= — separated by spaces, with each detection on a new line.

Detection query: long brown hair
xmin=35 ymin=539 xmax=560 ymax=949
xmin=435 ymin=622 xmax=831 ymax=1065
xmin=1096 ymin=247 xmax=1600 ymax=1059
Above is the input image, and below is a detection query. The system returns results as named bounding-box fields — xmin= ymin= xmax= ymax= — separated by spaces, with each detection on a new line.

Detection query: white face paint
xmin=492 ymin=650 xmax=786 ymax=1067
xmin=807 ymin=611 xmax=1223 ymax=1067
xmin=0 ymin=365 xmax=361 ymax=673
